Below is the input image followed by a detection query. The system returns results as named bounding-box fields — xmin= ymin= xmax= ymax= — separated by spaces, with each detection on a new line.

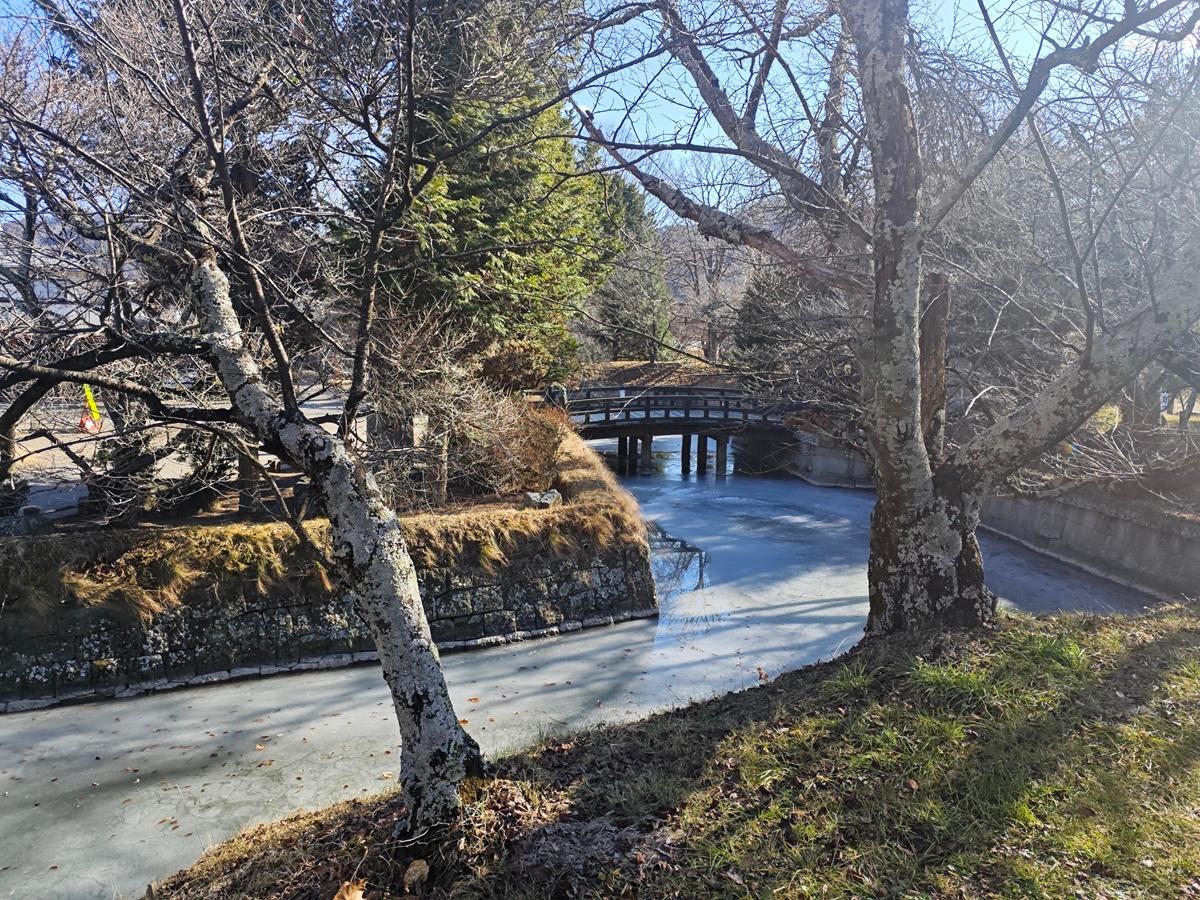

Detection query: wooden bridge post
xmin=715 ymin=434 xmax=728 ymax=477
xmin=696 ymin=434 xmax=708 ymax=474
xmin=628 ymin=435 xmax=639 ymax=472
xmin=680 ymin=433 xmax=691 ymax=474
xmin=640 ymin=433 xmax=653 ymax=469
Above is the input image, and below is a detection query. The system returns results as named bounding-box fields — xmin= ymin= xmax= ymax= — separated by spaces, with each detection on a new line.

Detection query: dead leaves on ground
xmin=330 ymin=858 xmax=427 ymax=900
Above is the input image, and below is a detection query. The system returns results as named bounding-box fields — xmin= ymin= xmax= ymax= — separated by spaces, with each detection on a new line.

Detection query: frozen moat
xmin=0 ymin=436 xmax=1153 ymax=898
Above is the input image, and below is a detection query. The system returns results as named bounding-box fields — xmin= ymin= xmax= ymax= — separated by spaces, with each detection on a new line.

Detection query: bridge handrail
xmin=566 ymin=393 xmax=761 ymax=408
xmin=566 ymin=384 xmax=749 ymax=400
xmin=568 ymin=396 xmax=790 ymax=427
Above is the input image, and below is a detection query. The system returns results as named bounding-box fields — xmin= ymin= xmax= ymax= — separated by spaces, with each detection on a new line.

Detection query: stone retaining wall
xmin=0 ymin=542 xmax=654 ymax=711
xmin=0 ymin=437 xmax=656 ymax=711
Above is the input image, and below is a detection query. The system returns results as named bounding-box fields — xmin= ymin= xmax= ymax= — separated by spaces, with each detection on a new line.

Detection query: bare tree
xmin=661 ymin=221 xmax=747 ymax=362
xmin=574 ymin=0 xmax=1200 ymax=631
xmin=0 ymin=0 xmax=602 ymax=825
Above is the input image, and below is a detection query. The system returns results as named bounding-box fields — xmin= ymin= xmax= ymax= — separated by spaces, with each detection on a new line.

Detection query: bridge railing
xmin=567 ymin=384 xmax=749 ymax=401
xmin=563 ymin=385 xmax=789 ymax=429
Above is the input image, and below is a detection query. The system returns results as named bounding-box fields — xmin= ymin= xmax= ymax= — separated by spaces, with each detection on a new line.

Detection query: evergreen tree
xmin=582 ymin=197 xmax=672 ymax=361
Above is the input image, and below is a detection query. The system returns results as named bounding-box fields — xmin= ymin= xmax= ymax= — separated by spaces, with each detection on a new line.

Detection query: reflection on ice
xmin=647 ymin=521 xmax=707 ymax=599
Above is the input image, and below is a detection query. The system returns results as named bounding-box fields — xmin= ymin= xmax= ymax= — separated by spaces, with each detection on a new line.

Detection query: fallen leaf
xmin=254 ymin=743 xmax=266 ymax=752
xmin=467 ymin=697 xmax=480 ymax=704
xmin=906 ymin=778 xmax=920 ymax=792
xmin=458 ymin=718 xmax=469 ymax=725
xmin=404 ymin=858 xmax=430 ymax=892
xmin=379 ymin=771 xmax=394 ymax=780
xmin=332 ymin=880 xmax=366 ymax=900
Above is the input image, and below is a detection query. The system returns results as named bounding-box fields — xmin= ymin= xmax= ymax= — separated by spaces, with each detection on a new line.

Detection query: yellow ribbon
xmin=82 ymin=384 xmax=102 ymax=424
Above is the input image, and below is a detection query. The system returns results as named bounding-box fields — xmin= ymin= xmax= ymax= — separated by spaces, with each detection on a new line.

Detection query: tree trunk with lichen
xmin=866 ymin=481 xmax=993 ymax=633
xmin=846 ymin=0 xmax=995 ymax=634
xmin=192 ymin=254 xmax=480 ymax=827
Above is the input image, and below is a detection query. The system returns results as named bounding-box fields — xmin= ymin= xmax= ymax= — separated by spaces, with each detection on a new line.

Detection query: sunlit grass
xmin=154 ymin=606 xmax=1200 ymax=899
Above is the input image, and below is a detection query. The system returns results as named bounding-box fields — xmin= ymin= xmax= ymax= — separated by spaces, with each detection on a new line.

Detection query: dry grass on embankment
xmin=0 ymin=429 xmax=643 ymax=626
xmin=149 ymin=605 xmax=1200 ymax=899
xmin=572 ymin=359 xmax=738 ymax=389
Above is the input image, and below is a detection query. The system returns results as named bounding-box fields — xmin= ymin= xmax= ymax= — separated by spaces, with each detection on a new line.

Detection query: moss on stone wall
xmin=0 ymin=431 xmax=645 ymax=628
xmin=0 ymin=433 xmax=655 ymax=707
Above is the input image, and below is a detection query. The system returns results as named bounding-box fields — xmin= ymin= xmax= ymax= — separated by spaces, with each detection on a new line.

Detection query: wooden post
xmin=616 ymin=435 xmax=628 ymax=475
xmin=628 ymin=436 xmax=639 ymax=473
xmin=237 ymin=450 xmax=260 ymax=513
xmin=640 ymin=433 xmax=653 ymax=468
xmin=696 ymin=434 xmax=708 ymax=474
xmin=680 ymin=432 xmax=692 ymax=474
xmin=715 ymin=435 xmax=728 ymax=477
xmin=426 ymin=428 xmax=449 ymax=507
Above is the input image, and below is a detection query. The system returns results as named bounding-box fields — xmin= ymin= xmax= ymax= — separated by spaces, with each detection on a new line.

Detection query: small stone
xmin=521 ymin=490 xmax=562 ymax=509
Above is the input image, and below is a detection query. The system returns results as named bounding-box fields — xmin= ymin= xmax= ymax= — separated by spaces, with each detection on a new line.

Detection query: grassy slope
xmin=152 ymin=607 xmax=1200 ymax=899
xmin=573 ymin=360 xmax=738 ymax=389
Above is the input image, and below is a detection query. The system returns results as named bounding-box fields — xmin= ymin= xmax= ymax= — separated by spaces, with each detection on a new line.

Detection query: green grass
xmin=152 ymin=607 xmax=1200 ymax=899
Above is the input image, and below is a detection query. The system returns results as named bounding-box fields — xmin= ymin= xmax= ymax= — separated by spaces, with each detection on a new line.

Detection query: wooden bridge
xmin=562 ymin=385 xmax=798 ymax=475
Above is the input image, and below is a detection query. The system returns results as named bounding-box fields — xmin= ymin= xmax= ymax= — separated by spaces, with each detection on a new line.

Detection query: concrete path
xmin=0 ymin=437 xmax=1154 ymax=898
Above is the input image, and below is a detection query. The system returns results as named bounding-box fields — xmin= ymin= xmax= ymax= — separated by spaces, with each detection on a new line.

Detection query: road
xmin=0 ymin=436 xmax=1154 ymax=898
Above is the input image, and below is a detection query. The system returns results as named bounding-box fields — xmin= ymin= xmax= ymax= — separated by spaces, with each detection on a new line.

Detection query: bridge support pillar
xmin=617 ymin=435 xmax=628 ymax=473
xmin=640 ymin=433 xmax=653 ymax=468
xmin=627 ymin=436 xmax=639 ymax=472
xmin=696 ymin=435 xmax=708 ymax=474
xmin=680 ymin=433 xmax=692 ymax=474
xmin=715 ymin=435 xmax=728 ymax=477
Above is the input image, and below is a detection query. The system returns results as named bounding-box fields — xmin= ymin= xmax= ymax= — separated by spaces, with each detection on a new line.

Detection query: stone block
xmin=435 ymin=589 xmax=475 ymax=620
xmin=482 ymin=611 xmax=518 ymax=635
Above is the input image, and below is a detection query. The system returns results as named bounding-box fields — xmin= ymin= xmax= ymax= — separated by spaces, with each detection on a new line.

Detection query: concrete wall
xmin=788 ymin=433 xmax=873 ymax=488
xmin=736 ymin=430 xmax=871 ymax=487
xmin=982 ymin=495 xmax=1199 ymax=600
xmin=757 ymin=430 xmax=1193 ymax=599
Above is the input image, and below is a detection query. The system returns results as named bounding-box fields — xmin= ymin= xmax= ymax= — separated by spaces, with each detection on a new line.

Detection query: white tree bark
xmin=842 ymin=0 xmax=995 ymax=631
xmin=193 ymin=252 xmax=481 ymax=828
